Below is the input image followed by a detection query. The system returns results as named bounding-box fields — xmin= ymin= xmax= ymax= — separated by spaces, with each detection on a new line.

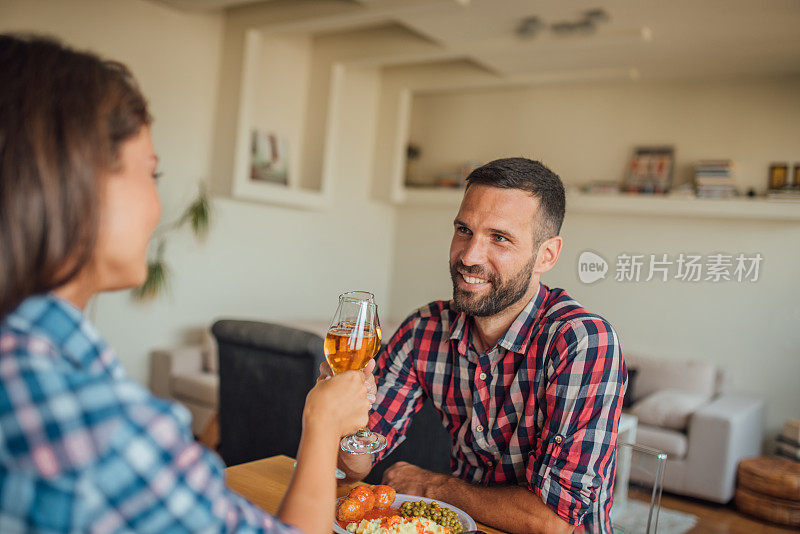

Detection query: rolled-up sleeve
xmin=527 ymin=317 xmax=626 ymax=527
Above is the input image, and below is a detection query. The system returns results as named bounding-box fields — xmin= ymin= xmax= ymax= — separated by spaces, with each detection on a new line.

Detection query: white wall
xmin=390 ymin=205 xmax=800 ymax=438
xmin=254 ymin=33 xmax=312 ymax=189
xmin=408 ymin=77 xmax=800 ymax=192
xmin=1 ymin=0 xmax=226 ymax=382
xmin=1 ymin=0 xmax=396 ymax=386
xmin=1 ymin=0 xmax=224 ymax=223
xmin=388 ymin=78 xmax=800 ymax=438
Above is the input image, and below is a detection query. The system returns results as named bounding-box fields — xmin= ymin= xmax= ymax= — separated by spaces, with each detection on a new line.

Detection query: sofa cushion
xmin=631 ymin=389 xmax=710 ymax=431
xmin=636 ymin=424 xmax=689 ymax=459
xmin=625 ymin=355 xmax=717 ymax=402
xmin=172 ymin=372 xmax=219 ymax=407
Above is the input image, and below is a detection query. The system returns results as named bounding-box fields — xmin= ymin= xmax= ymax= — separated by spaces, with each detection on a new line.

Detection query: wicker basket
xmin=737 ymin=456 xmax=800 ymax=500
xmin=735 ymin=487 xmax=800 ymax=527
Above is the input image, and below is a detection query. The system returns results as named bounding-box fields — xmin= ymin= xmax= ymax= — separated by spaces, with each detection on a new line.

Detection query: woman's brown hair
xmin=0 ymin=34 xmax=151 ymax=319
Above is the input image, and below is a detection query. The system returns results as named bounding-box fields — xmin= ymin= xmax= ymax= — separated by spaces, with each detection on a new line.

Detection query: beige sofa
xmin=148 ymin=331 xmax=218 ymax=436
xmin=626 ymin=355 xmax=764 ymax=503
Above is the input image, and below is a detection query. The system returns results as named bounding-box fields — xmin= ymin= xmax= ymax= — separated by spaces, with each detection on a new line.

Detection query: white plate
xmin=333 ymin=493 xmax=477 ymax=534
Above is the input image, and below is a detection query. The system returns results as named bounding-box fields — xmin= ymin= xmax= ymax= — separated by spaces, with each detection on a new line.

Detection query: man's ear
xmin=534 ymin=236 xmax=563 ymax=275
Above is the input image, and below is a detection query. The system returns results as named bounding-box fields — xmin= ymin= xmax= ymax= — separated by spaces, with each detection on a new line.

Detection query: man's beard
xmin=449 ymin=255 xmax=537 ymax=317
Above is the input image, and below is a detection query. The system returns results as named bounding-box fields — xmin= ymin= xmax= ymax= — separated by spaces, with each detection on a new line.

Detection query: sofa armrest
xmin=683 ymin=393 xmax=765 ymax=502
xmin=149 ymin=346 xmax=205 ymax=399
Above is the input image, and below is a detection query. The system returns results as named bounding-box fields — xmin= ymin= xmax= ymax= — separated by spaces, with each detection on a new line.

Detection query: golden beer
xmin=324 ymin=323 xmax=382 ymax=374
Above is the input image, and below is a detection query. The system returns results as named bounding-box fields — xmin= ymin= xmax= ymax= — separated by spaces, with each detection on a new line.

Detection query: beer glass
xmin=324 ymin=291 xmax=386 ymax=454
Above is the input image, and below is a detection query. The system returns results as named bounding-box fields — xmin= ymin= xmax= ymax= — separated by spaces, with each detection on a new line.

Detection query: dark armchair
xmin=212 ymin=319 xmax=453 ymax=481
xmin=212 ymin=319 xmax=325 ymax=467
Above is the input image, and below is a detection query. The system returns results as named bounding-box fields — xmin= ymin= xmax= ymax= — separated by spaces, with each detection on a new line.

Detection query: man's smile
xmin=458 ymin=271 xmax=491 ymax=287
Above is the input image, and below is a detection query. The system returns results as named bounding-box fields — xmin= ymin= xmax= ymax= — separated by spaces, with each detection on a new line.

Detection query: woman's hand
xmin=319 ymin=359 xmax=377 ymax=404
xmin=282 ymin=370 xmax=371 ymax=533
xmin=304 ymin=370 xmax=371 ymax=438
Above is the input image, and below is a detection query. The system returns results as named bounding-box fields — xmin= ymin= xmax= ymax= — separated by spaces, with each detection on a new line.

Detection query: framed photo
xmin=624 ymin=146 xmax=675 ymax=194
xmin=250 ymin=129 xmax=288 ymax=186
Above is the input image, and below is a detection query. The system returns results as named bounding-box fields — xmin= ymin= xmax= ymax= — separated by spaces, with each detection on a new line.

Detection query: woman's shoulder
xmin=0 ymin=331 xmax=190 ymax=479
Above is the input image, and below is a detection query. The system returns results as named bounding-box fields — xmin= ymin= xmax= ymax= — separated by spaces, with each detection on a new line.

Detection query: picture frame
xmin=624 ymin=146 xmax=675 ymax=194
xmin=250 ymin=129 xmax=289 ymax=186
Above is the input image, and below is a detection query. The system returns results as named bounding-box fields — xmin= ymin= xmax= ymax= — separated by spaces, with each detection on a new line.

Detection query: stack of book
xmin=694 ymin=160 xmax=737 ymax=198
xmin=777 ymin=419 xmax=800 ymax=462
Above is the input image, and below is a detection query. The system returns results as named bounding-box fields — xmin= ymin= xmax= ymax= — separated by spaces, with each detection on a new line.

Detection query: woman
xmin=0 ymin=34 xmax=371 ymax=533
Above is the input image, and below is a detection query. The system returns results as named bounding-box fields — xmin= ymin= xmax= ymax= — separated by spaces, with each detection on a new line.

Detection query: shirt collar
xmin=449 ymin=283 xmax=548 ymax=356
xmin=497 ymin=283 xmax=548 ymax=354
xmin=6 ymin=293 xmax=116 ymax=373
xmin=449 ymin=310 xmax=470 ymax=356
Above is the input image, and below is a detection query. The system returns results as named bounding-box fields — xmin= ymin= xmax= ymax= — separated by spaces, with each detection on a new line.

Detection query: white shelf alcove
xmin=383 ymin=82 xmax=800 ymax=223
xmin=232 ymin=28 xmax=342 ymax=210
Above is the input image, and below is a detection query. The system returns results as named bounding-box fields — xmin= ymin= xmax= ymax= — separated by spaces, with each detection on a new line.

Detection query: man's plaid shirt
xmin=0 ymin=294 xmax=300 ymax=533
xmin=369 ymin=284 xmax=626 ymax=532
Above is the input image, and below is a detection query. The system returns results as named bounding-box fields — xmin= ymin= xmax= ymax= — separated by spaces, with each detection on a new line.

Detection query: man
xmin=327 ymin=158 xmax=625 ymax=533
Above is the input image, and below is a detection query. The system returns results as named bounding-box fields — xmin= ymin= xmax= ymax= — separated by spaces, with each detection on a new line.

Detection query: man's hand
xmin=382 ymin=462 xmax=442 ymax=498
xmin=319 ymin=359 xmax=377 ymax=404
xmin=384 ymin=464 xmax=574 ymax=534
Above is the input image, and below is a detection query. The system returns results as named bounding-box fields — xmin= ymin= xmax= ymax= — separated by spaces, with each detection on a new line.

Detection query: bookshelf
xmin=566 ymin=191 xmax=800 ymax=222
xmin=393 ymin=186 xmax=800 ymax=222
xmin=383 ymin=83 xmax=799 ymax=222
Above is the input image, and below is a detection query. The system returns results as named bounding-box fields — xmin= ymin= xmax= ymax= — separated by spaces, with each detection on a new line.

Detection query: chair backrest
xmin=212 ymin=319 xmax=325 ymax=467
xmin=364 ymin=397 xmax=453 ymax=484
xmin=615 ymin=442 xmax=668 ymax=534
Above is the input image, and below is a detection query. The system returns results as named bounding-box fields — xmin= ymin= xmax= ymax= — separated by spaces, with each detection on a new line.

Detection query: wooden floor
xmin=630 ymin=489 xmax=797 ymax=533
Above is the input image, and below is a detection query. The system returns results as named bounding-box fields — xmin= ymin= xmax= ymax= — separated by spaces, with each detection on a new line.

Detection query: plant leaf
xmin=132 ymin=183 xmax=212 ymax=302
xmin=131 ymin=258 xmax=169 ymax=301
xmin=178 ymin=184 xmax=211 ymax=240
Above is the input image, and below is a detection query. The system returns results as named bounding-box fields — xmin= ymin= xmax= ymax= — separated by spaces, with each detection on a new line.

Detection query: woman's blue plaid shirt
xmin=0 ymin=294 xmax=300 ymax=533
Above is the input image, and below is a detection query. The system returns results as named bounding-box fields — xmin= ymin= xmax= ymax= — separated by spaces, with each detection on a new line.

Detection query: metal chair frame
xmin=617 ymin=442 xmax=668 ymax=534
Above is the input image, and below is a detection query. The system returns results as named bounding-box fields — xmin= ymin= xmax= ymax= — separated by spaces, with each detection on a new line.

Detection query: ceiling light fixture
xmin=516 ymin=16 xmax=544 ymax=39
xmin=584 ymin=9 xmax=610 ymax=24
xmin=547 ymin=8 xmax=611 ymax=38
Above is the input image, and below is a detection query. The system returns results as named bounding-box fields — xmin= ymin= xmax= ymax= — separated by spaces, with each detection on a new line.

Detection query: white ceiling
xmin=152 ymin=0 xmax=800 ymax=80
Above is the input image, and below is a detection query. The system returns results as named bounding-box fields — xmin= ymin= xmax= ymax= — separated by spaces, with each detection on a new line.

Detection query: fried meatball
xmin=348 ymin=486 xmax=375 ymax=512
xmin=336 ymin=497 xmax=363 ymax=523
xmin=371 ymin=485 xmax=396 ymax=509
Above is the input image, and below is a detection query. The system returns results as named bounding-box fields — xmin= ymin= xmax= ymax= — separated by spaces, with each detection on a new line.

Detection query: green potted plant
xmin=132 ymin=183 xmax=212 ymax=301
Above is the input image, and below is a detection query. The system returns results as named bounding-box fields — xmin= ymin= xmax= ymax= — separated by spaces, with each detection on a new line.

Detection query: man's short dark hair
xmin=465 ymin=157 xmax=565 ymax=243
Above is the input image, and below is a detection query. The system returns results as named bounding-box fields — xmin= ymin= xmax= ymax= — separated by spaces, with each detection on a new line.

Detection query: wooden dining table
xmin=226 ymin=455 xmax=505 ymax=533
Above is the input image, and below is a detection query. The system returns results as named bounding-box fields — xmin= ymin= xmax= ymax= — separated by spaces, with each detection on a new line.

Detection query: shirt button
xmin=476 ymin=425 xmax=484 ymax=433
xmin=554 ymin=435 xmax=563 ymax=444
xmin=479 ymin=372 xmax=487 ymax=381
